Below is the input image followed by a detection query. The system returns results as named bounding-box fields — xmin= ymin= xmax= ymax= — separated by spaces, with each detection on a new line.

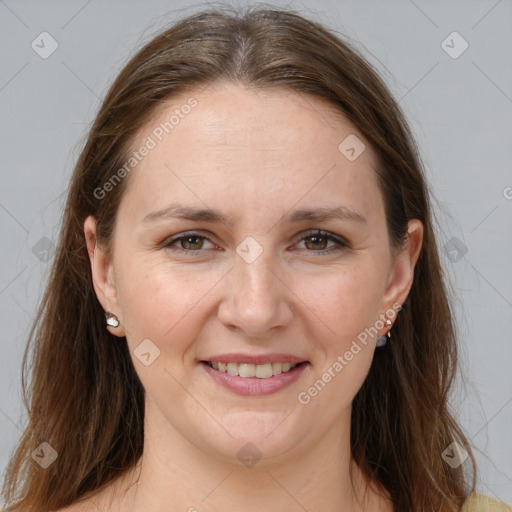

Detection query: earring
xmin=105 ymin=311 xmax=120 ymax=328
xmin=376 ymin=318 xmax=392 ymax=347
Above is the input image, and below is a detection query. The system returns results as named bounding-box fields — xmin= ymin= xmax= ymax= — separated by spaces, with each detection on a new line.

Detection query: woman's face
xmin=86 ymin=82 xmax=422 ymax=465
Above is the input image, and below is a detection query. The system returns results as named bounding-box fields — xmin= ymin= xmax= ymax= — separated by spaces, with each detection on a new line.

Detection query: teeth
xmin=227 ymin=363 xmax=238 ymax=376
xmin=207 ymin=361 xmax=298 ymax=378
xmin=255 ymin=363 xmax=273 ymax=379
xmin=239 ymin=364 xmax=256 ymax=378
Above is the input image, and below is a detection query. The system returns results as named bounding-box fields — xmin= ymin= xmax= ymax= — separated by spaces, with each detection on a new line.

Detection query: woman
xmin=2 ymin=6 xmax=510 ymax=512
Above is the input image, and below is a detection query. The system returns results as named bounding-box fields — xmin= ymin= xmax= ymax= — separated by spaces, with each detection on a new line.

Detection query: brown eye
xmin=296 ymin=230 xmax=348 ymax=254
xmin=179 ymin=235 xmax=204 ymax=250
xmin=163 ymin=232 xmax=216 ymax=253
xmin=304 ymin=234 xmax=329 ymax=250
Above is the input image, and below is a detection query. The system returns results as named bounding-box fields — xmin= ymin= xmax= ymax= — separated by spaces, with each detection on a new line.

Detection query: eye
xmin=163 ymin=232 xmax=217 ymax=253
xmin=294 ymin=230 xmax=349 ymax=254
xmin=162 ymin=229 xmax=349 ymax=256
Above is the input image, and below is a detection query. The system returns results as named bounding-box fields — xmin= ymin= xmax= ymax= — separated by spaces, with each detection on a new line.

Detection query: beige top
xmin=462 ymin=493 xmax=512 ymax=511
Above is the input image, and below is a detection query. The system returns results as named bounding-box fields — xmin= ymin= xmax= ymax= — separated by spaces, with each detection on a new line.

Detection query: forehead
xmin=119 ymin=82 xmax=383 ymax=226
xmin=136 ymin=82 xmax=368 ymax=154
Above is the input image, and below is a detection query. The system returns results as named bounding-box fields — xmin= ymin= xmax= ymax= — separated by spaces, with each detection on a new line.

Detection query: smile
xmin=204 ymin=361 xmax=298 ymax=378
xmin=200 ymin=360 xmax=309 ymax=396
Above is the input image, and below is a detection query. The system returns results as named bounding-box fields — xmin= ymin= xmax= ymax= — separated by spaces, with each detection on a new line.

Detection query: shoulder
xmin=462 ymin=493 xmax=512 ymax=512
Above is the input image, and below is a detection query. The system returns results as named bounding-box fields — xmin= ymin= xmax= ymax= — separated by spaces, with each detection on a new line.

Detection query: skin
xmin=79 ymin=82 xmax=423 ymax=512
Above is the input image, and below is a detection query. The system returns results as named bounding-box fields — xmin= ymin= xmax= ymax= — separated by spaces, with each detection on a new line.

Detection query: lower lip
xmin=201 ymin=362 xmax=309 ymax=396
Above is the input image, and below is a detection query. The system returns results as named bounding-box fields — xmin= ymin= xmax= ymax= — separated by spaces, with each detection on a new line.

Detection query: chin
xmin=197 ymin=410 xmax=308 ymax=465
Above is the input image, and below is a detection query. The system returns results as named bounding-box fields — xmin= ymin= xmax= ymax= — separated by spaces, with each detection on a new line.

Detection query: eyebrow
xmin=142 ymin=203 xmax=367 ymax=225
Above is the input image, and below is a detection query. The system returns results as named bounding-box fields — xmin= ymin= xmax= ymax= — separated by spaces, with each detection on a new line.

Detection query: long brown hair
xmin=2 ymin=5 xmax=476 ymax=511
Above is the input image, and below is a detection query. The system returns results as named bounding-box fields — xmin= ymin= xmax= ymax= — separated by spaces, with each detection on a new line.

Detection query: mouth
xmin=200 ymin=358 xmax=309 ymax=396
xmin=201 ymin=360 xmax=306 ymax=378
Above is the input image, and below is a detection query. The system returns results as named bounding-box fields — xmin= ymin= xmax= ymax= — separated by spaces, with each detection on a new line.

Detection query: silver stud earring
xmin=376 ymin=318 xmax=392 ymax=347
xmin=105 ymin=311 xmax=120 ymax=328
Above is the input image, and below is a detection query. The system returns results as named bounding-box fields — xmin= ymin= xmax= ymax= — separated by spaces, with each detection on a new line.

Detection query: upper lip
xmin=202 ymin=353 xmax=307 ymax=365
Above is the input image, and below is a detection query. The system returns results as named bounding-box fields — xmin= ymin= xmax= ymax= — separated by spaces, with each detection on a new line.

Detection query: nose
xmin=217 ymin=249 xmax=294 ymax=337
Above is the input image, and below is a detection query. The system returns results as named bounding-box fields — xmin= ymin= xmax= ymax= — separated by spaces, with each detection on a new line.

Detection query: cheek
xmin=293 ymin=262 xmax=384 ymax=344
xmin=115 ymin=257 xmax=225 ymax=348
xmin=296 ymin=269 xmax=379 ymax=410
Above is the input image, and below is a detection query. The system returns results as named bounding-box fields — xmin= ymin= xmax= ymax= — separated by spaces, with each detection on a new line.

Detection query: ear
xmin=379 ymin=219 xmax=424 ymax=330
xmin=84 ymin=215 xmax=126 ymax=337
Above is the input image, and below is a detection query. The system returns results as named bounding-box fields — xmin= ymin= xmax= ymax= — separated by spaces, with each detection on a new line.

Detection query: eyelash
xmin=162 ymin=230 xmax=349 ymax=256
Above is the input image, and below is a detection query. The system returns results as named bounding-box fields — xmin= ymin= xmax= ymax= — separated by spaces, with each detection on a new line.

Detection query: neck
xmin=92 ymin=400 xmax=390 ymax=512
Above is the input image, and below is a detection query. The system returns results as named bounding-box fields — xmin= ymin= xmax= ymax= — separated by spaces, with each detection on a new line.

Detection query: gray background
xmin=1 ymin=0 xmax=511 ymax=506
